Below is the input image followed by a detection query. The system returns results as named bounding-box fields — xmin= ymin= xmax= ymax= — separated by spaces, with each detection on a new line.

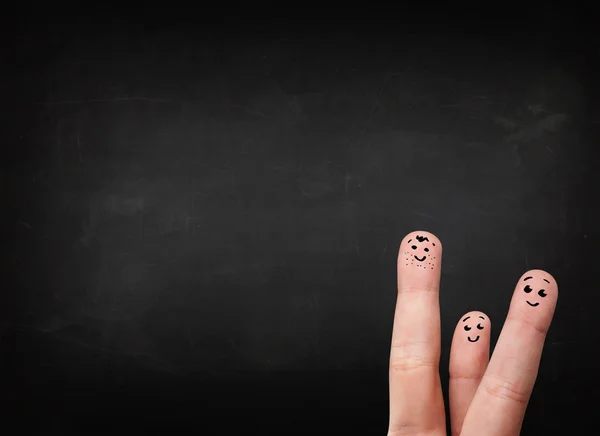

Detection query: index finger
xmin=460 ymin=269 xmax=558 ymax=436
xmin=388 ymin=231 xmax=445 ymax=435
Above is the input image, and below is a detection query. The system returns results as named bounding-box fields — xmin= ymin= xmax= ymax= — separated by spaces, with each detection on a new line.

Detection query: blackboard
xmin=2 ymin=11 xmax=598 ymax=435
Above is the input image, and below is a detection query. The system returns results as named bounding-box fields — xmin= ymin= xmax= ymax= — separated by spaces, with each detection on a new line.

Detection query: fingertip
xmin=452 ymin=311 xmax=491 ymax=343
xmin=521 ymin=269 xmax=559 ymax=296
xmin=397 ymin=231 xmax=443 ymax=281
xmin=509 ymin=269 xmax=558 ymax=336
xmin=400 ymin=230 xmax=443 ymax=250
xmin=456 ymin=310 xmax=490 ymax=324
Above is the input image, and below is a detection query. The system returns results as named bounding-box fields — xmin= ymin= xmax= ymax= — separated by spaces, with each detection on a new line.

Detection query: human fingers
xmin=460 ymin=269 xmax=558 ymax=436
xmin=388 ymin=231 xmax=445 ymax=436
xmin=449 ymin=311 xmax=491 ymax=436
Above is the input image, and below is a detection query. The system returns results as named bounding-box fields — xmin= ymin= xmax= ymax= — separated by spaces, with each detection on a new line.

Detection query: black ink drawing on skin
xmin=462 ymin=316 xmax=484 ymax=343
xmin=408 ymin=234 xmax=436 ymax=265
xmin=523 ymin=277 xmax=549 ymax=307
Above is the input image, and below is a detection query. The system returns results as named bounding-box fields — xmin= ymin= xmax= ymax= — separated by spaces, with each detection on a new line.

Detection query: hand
xmin=388 ymin=231 xmax=558 ymax=436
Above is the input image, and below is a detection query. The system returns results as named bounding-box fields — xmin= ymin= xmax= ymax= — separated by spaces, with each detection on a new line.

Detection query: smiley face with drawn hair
xmin=400 ymin=232 xmax=441 ymax=270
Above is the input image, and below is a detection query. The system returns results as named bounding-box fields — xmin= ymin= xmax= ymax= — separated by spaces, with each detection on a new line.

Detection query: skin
xmin=388 ymin=231 xmax=558 ymax=436
xmin=449 ymin=311 xmax=491 ymax=436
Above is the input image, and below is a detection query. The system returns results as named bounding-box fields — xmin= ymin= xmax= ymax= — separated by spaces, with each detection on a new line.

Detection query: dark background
xmin=1 ymin=9 xmax=598 ymax=435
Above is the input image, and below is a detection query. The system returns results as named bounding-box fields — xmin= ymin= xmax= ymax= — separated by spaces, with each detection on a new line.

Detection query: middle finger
xmin=388 ymin=230 xmax=445 ymax=435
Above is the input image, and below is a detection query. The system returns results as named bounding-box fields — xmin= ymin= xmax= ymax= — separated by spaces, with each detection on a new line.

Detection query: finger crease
xmin=506 ymin=315 xmax=548 ymax=336
xmin=387 ymin=427 xmax=443 ymax=436
xmin=389 ymin=357 xmax=438 ymax=372
xmin=397 ymin=286 xmax=439 ymax=293
xmin=482 ymin=375 xmax=530 ymax=405
xmin=449 ymin=374 xmax=483 ymax=381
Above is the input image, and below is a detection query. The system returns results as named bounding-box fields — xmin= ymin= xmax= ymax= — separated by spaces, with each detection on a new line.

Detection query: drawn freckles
xmin=407 ymin=235 xmax=436 ymax=266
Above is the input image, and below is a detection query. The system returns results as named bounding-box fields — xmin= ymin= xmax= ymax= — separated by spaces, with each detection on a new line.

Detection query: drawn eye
xmin=424 ymin=248 xmax=429 ymax=252
xmin=476 ymin=323 xmax=484 ymax=330
xmin=464 ymin=325 xmax=471 ymax=331
xmin=411 ymin=245 xmax=417 ymax=250
xmin=524 ymin=285 xmax=533 ymax=293
xmin=538 ymin=289 xmax=547 ymax=297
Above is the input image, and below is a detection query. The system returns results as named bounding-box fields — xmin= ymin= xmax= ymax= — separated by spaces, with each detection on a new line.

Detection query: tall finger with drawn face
xmin=460 ymin=270 xmax=558 ymax=436
xmin=388 ymin=231 xmax=445 ymax=436
xmin=449 ymin=311 xmax=491 ymax=436
xmin=403 ymin=233 xmax=439 ymax=270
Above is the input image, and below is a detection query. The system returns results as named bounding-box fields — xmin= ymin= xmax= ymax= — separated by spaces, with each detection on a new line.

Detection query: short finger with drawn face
xmin=388 ymin=231 xmax=445 ymax=436
xmin=460 ymin=270 xmax=558 ymax=436
xmin=449 ymin=311 xmax=491 ymax=436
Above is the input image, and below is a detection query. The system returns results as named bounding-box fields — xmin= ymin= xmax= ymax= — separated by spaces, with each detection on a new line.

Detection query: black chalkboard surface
xmin=2 ymin=12 xmax=598 ymax=435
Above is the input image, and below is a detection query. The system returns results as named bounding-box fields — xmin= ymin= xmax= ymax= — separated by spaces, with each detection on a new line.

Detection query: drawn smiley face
xmin=522 ymin=274 xmax=552 ymax=307
xmin=401 ymin=233 xmax=439 ymax=269
xmin=462 ymin=314 xmax=487 ymax=343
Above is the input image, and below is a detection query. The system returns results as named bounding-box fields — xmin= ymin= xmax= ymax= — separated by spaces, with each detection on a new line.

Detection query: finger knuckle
xmin=389 ymin=356 xmax=436 ymax=372
xmin=506 ymin=315 xmax=549 ymax=336
xmin=387 ymin=428 xmax=439 ymax=436
xmin=483 ymin=375 xmax=530 ymax=405
xmin=397 ymin=286 xmax=439 ymax=293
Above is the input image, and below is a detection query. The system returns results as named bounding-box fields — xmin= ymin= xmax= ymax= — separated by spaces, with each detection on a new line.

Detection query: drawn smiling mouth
xmin=414 ymin=255 xmax=427 ymax=262
xmin=468 ymin=336 xmax=480 ymax=343
xmin=526 ymin=301 xmax=539 ymax=307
